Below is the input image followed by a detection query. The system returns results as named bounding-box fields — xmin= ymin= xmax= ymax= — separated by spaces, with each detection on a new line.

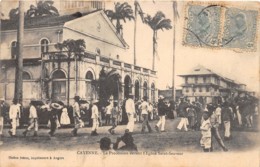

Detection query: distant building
xmin=178 ymin=65 xmax=249 ymax=104
xmin=55 ymin=0 xmax=105 ymax=15
xmin=1 ymin=0 xmax=104 ymax=20
xmin=158 ymin=88 xmax=182 ymax=102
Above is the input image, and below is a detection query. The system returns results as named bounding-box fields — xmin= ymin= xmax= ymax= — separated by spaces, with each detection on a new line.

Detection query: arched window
xmin=86 ymin=71 xmax=94 ymax=80
xmin=143 ymin=82 xmax=148 ymax=98
xmin=52 ymin=70 xmax=66 ymax=79
xmin=22 ymin=71 xmax=31 ymax=80
xmin=40 ymin=39 xmax=49 ymax=53
xmin=135 ymin=80 xmax=140 ymax=100
xmin=124 ymin=75 xmax=131 ymax=98
xmin=85 ymin=71 xmax=96 ymax=100
xmin=151 ymin=83 xmax=155 ymax=103
xmin=11 ymin=41 xmax=17 ymax=59
xmin=52 ymin=70 xmax=66 ymax=100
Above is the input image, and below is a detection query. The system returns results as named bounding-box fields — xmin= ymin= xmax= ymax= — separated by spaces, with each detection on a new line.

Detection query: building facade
xmin=158 ymin=88 xmax=182 ymax=102
xmin=178 ymin=65 xmax=248 ymax=104
xmin=0 ymin=10 xmax=158 ymax=106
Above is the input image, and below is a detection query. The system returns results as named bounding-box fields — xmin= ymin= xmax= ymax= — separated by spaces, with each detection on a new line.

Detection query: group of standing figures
xmin=176 ymin=96 xmax=259 ymax=152
xmin=0 ymin=94 xmax=170 ymax=139
xmin=1 ymin=96 xmax=101 ymax=137
xmin=0 ymin=94 xmax=259 ymax=152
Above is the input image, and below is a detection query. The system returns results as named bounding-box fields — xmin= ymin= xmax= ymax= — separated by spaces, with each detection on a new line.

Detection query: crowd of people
xmin=0 ymin=93 xmax=258 ymax=152
xmin=176 ymin=95 xmax=259 ymax=152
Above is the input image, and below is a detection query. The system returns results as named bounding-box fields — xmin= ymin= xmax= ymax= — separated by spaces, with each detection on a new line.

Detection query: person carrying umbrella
xmin=48 ymin=101 xmax=62 ymax=137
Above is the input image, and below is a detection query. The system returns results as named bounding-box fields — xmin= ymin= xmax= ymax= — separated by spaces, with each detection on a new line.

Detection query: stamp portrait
xmin=222 ymin=7 xmax=259 ymax=51
xmin=184 ymin=4 xmax=222 ymax=47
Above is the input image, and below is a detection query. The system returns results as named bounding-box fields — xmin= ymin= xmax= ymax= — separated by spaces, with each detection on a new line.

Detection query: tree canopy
xmin=105 ymin=2 xmax=135 ymax=35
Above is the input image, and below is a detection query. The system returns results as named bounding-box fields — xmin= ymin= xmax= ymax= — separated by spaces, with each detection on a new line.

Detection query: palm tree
xmin=98 ymin=68 xmax=121 ymax=108
xmin=26 ymin=0 xmax=59 ymax=18
xmin=144 ymin=11 xmax=172 ymax=71
xmin=54 ymin=39 xmax=86 ymax=105
xmin=105 ymin=2 xmax=135 ymax=36
xmin=8 ymin=0 xmax=59 ymax=20
xmin=9 ymin=8 xmax=19 ymax=20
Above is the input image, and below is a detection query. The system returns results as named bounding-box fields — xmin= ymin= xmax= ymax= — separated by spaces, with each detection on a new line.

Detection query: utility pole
xmin=133 ymin=1 xmax=138 ymax=66
xmin=172 ymin=1 xmax=179 ymax=101
xmin=14 ymin=0 xmax=24 ymax=103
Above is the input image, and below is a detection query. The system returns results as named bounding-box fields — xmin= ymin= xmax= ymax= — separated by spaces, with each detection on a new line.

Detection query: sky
xmin=1 ymin=0 xmax=259 ymax=94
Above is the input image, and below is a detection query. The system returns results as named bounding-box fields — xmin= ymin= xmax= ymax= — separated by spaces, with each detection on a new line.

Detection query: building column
xmin=121 ymin=83 xmax=125 ymax=101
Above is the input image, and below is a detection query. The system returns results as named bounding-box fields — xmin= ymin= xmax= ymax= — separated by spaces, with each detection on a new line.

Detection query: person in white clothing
xmin=139 ymin=96 xmax=152 ymax=133
xmin=236 ymin=105 xmax=242 ymax=126
xmin=71 ymin=96 xmax=84 ymax=136
xmin=60 ymin=106 xmax=71 ymax=126
xmin=125 ymin=94 xmax=135 ymax=133
xmin=23 ymin=101 xmax=39 ymax=137
xmin=8 ymin=99 xmax=20 ymax=137
xmin=148 ymin=102 xmax=154 ymax=120
xmin=91 ymin=100 xmax=99 ymax=136
xmin=0 ymin=98 xmax=6 ymax=145
xmin=155 ymin=96 xmax=167 ymax=132
xmin=105 ymin=103 xmax=113 ymax=125
xmin=215 ymin=104 xmax=222 ymax=124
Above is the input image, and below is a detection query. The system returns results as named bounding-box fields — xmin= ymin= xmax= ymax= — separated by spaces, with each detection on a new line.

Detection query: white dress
xmin=60 ymin=108 xmax=70 ymax=125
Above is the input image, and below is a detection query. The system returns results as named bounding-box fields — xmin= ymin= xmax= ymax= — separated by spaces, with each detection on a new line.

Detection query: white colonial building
xmin=179 ymin=65 xmax=249 ymax=104
xmin=0 ymin=10 xmax=158 ymax=106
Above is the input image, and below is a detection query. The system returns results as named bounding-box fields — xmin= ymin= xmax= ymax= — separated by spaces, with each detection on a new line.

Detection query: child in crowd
xmin=200 ymin=112 xmax=212 ymax=152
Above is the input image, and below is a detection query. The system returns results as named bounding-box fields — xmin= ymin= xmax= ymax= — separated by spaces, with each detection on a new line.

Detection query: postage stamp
xmin=183 ymin=3 xmax=259 ymax=52
xmin=221 ymin=7 xmax=259 ymax=51
xmin=184 ymin=4 xmax=222 ymax=47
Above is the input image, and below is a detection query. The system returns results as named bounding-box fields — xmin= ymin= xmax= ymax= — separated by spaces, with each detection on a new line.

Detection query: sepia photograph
xmin=0 ymin=0 xmax=259 ymax=167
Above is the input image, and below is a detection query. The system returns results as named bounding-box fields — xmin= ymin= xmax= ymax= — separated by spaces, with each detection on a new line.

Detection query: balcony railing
xmin=113 ymin=60 xmax=121 ymax=66
xmin=100 ymin=56 xmax=109 ymax=63
xmin=134 ymin=66 xmax=141 ymax=71
xmin=41 ymin=51 xmax=157 ymax=77
xmin=143 ymin=68 xmax=149 ymax=73
xmin=124 ymin=63 xmax=131 ymax=69
xmin=151 ymin=71 xmax=156 ymax=75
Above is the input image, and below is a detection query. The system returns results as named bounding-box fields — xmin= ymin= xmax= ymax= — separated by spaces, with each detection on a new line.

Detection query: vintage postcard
xmin=0 ymin=0 xmax=259 ymax=167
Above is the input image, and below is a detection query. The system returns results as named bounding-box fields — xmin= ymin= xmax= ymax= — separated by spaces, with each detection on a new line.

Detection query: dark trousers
xmin=109 ymin=117 xmax=117 ymax=131
xmin=49 ymin=118 xmax=57 ymax=135
xmin=105 ymin=114 xmax=111 ymax=125
xmin=141 ymin=114 xmax=152 ymax=132
xmin=211 ymin=127 xmax=226 ymax=150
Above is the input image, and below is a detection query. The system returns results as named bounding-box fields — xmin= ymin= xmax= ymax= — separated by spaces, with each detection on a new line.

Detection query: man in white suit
xmin=125 ymin=94 xmax=135 ymax=133
xmin=8 ymin=99 xmax=20 ymax=137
